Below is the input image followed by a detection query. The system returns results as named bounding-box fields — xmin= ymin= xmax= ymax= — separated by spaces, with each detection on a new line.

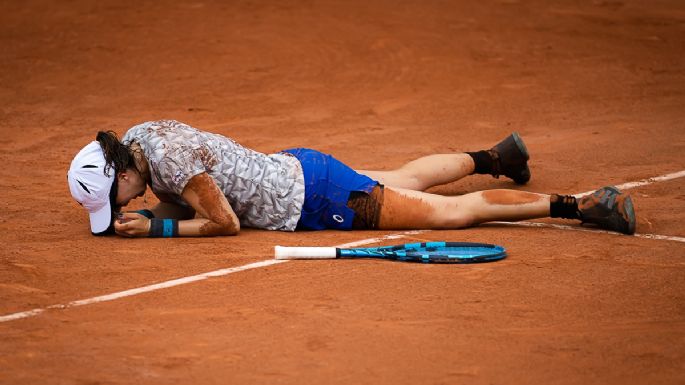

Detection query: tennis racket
xmin=274 ymin=242 xmax=506 ymax=264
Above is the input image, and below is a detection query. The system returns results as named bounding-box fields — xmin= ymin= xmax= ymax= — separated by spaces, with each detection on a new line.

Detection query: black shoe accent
xmin=550 ymin=194 xmax=580 ymax=219
xmin=466 ymin=150 xmax=495 ymax=175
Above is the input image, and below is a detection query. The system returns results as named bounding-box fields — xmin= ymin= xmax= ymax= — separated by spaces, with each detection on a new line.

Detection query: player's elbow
xmin=216 ymin=217 xmax=240 ymax=236
xmin=199 ymin=217 xmax=240 ymax=236
xmin=223 ymin=223 xmax=240 ymax=236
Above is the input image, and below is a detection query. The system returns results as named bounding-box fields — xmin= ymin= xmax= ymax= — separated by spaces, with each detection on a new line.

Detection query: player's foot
xmin=578 ymin=186 xmax=636 ymax=235
xmin=489 ymin=132 xmax=531 ymax=184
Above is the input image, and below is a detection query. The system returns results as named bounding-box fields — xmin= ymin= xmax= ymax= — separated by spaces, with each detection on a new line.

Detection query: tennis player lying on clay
xmin=67 ymin=120 xmax=636 ymax=238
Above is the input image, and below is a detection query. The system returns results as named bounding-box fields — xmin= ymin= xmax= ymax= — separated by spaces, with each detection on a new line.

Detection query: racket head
xmin=338 ymin=241 xmax=506 ymax=263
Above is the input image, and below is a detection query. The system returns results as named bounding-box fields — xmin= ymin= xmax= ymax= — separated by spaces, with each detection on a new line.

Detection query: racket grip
xmin=274 ymin=246 xmax=338 ymax=260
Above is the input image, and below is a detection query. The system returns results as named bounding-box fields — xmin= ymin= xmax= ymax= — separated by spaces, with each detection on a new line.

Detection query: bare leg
xmin=357 ymin=153 xmax=475 ymax=191
xmin=378 ymin=186 xmax=550 ymax=229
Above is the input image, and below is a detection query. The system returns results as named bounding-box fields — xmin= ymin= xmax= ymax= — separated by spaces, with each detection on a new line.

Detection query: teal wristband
xmin=149 ymin=219 xmax=179 ymax=238
xmin=135 ymin=209 xmax=155 ymax=219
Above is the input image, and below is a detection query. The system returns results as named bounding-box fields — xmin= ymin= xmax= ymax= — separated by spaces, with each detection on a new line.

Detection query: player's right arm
xmin=114 ymin=173 xmax=240 ymax=237
xmin=176 ymin=173 xmax=240 ymax=236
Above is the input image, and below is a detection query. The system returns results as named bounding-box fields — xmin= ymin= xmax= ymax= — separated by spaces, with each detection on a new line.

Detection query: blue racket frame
xmin=336 ymin=241 xmax=506 ymax=264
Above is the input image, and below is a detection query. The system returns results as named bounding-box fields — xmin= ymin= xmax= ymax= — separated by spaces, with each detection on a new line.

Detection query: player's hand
xmin=113 ymin=212 xmax=151 ymax=237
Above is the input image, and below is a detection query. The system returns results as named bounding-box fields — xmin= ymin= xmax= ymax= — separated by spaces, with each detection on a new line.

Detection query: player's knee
xmin=406 ymin=175 xmax=425 ymax=191
xmin=398 ymin=170 xmax=427 ymax=190
xmin=434 ymin=207 xmax=477 ymax=228
xmin=448 ymin=214 xmax=476 ymax=228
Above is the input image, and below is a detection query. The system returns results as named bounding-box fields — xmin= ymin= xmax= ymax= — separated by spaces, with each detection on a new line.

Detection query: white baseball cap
xmin=67 ymin=141 xmax=116 ymax=234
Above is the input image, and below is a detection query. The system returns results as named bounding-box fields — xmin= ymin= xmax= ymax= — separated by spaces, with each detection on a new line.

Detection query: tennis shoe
xmin=578 ymin=186 xmax=636 ymax=235
xmin=489 ymin=132 xmax=531 ymax=184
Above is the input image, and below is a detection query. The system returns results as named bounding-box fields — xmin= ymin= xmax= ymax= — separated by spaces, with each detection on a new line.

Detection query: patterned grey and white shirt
xmin=122 ymin=120 xmax=305 ymax=231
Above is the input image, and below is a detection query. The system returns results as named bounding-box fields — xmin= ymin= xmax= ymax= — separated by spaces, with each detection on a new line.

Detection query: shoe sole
xmin=511 ymin=132 xmax=530 ymax=161
xmin=623 ymin=194 xmax=636 ymax=235
xmin=511 ymin=132 xmax=530 ymax=184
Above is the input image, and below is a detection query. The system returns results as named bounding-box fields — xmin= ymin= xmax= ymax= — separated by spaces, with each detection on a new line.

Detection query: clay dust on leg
xmin=378 ymin=188 xmax=439 ymax=229
xmin=481 ymin=190 xmax=544 ymax=205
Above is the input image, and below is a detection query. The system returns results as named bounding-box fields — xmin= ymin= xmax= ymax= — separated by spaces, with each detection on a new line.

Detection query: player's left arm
xmin=114 ymin=173 xmax=240 ymax=237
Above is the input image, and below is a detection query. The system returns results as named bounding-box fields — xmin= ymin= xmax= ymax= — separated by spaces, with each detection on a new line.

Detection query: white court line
xmin=574 ymin=169 xmax=685 ymax=197
xmin=498 ymin=168 xmax=685 ymax=242
xmin=2 ymin=169 xmax=684 ymax=323
xmin=0 ymin=231 xmax=429 ymax=323
xmin=490 ymin=221 xmax=685 ymax=243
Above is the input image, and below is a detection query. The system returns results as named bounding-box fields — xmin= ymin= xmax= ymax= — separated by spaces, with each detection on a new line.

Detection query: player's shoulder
xmin=124 ymin=119 xmax=193 ymax=135
xmin=123 ymin=120 xmax=199 ymax=145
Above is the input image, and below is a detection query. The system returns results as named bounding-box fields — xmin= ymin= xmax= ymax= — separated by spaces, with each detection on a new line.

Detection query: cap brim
xmin=89 ymin=200 xmax=113 ymax=234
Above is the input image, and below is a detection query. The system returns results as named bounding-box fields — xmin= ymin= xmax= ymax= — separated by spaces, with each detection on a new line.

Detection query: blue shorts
xmin=281 ymin=148 xmax=379 ymax=230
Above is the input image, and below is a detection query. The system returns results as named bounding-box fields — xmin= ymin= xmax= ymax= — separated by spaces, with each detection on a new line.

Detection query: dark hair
xmin=95 ymin=131 xmax=135 ymax=176
xmin=93 ymin=131 xmax=134 ymax=235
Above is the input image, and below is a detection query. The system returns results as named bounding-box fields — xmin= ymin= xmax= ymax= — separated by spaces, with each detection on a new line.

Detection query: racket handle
xmin=274 ymin=246 xmax=338 ymax=260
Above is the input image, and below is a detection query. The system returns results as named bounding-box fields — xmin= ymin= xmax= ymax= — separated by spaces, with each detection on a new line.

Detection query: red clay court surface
xmin=1 ymin=1 xmax=684 ymax=384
